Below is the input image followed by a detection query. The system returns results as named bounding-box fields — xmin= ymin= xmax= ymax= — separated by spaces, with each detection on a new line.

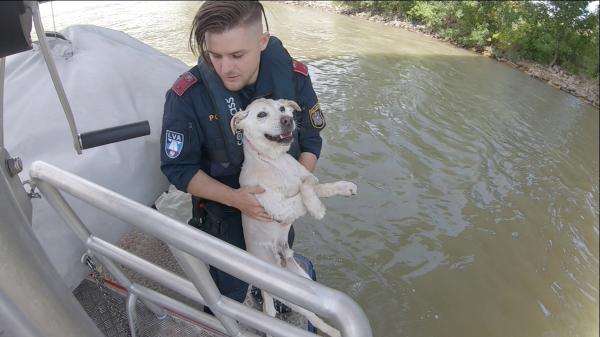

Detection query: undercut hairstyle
xmin=189 ymin=0 xmax=269 ymax=66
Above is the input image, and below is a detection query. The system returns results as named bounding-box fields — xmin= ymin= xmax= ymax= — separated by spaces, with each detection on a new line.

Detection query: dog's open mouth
xmin=264 ymin=132 xmax=293 ymax=144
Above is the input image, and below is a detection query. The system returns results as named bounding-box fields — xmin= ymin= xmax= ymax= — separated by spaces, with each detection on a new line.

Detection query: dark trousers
xmin=189 ymin=202 xmax=295 ymax=305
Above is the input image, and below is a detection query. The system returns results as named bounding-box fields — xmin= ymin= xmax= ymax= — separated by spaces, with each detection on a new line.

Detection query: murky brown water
xmin=42 ymin=2 xmax=599 ymax=337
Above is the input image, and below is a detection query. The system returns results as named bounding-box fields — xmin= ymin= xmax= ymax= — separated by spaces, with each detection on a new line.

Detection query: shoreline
xmin=283 ymin=1 xmax=599 ymax=108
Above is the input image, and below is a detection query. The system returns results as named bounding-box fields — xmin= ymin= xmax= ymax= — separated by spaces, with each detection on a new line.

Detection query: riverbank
xmin=283 ymin=1 xmax=599 ymax=108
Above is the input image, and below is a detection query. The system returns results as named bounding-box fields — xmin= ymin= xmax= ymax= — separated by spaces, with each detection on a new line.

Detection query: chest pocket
xmin=198 ymin=116 xmax=235 ymax=176
xmin=207 ymin=135 xmax=240 ymax=177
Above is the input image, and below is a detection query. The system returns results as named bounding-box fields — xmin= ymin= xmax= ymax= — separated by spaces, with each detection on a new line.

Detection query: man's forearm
xmin=186 ymin=169 xmax=235 ymax=207
xmin=299 ymin=152 xmax=318 ymax=173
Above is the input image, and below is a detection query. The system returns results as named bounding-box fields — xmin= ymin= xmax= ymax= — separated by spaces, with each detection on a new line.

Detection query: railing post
xmin=34 ymin=180 xmax=90 ymax=242
xmin=94 ymin=254 xmax=166 ymax=318
xmin=34 ymin=179 xmax=166 ymax=318
xmin=169 ymin=245 xmax=242 ymax=337
xmin=126 ymin=293 xmax=139 ymax=337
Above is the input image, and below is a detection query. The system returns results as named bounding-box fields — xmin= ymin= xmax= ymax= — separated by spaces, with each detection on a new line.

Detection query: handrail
xmin=29 ymin=160 xmax=372 ymax=337
xmin=87 ymin=237 xmax=313 ymax=337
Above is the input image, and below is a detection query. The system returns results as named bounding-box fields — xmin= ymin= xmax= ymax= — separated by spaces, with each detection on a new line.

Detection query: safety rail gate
xmin=29 ymin=161 xmax=372 ymax=337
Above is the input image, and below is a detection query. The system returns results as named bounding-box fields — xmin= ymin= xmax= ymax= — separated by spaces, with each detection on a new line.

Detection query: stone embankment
xmin=283 ymin=1 xmax=599 ymax=108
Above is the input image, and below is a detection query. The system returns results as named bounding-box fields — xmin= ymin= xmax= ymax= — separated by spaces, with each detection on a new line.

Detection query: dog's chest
xmin=241 ymin=156 xmax=303 ymax=196
xmin=265 ymin=160 xmax=303 ymax=196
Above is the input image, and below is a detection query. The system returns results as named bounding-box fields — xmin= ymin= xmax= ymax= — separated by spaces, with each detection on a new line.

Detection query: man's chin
xmin=222 ymin=79 xmax=245 ymax=92
xmin=224 ymin=84 xmax=242 ymax=91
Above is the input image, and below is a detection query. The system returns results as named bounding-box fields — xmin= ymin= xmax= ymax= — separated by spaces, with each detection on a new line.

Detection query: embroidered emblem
xmin=309 ymin=102 xmax=325 ymax=129
xmin=293 ymin=59 xmax=308 ymax=77
xmin=165 ymin=130 xmax=184 ymax=158
xmin=172 ymin=72 xmax=198 ymax=96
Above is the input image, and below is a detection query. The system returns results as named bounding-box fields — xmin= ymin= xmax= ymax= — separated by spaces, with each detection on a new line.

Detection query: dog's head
xmin=231 ymin=98 xmax=301 ymax=157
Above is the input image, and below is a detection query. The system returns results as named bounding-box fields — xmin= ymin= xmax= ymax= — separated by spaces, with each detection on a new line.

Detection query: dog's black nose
xmin=280 ymin=116 xmax=292 ymax=127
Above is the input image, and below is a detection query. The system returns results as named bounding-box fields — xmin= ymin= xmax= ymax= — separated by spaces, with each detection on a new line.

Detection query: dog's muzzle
xmin=264 ymin=116 xmax=294 ymax=144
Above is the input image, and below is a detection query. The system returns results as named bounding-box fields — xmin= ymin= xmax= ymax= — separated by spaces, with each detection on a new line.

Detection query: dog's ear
xmin=230 ymin=109 xmax=249 ymax=134
xmin=282 ymin=99 xmax=301 ymax=112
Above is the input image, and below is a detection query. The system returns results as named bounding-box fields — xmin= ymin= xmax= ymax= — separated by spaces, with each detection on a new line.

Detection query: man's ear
xmin=230 ymin=109 xmax=249 ymax=134
xmin=259 ymin=31 xmax=270 ymax=51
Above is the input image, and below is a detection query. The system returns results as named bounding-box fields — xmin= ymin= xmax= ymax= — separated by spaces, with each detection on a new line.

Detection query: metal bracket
xmin=5 ymin=156 xmax=23 ymax=177
xmin=22 ymin=179 xmax=41 ymax=199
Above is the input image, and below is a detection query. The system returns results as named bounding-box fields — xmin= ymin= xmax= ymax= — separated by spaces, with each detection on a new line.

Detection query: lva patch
xmin=309 ymin=102 xmax=325 ymax=129
xmin=165 ymin=130 xmax=184 ymax=159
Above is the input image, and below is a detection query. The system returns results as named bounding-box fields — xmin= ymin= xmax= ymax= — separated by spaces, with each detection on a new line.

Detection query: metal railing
xmin=29 ymin=160 xmax=372 ymax=337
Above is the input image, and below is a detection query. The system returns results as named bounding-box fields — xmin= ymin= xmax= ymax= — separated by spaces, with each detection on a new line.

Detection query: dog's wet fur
xmin=231 ymin=98 xmax=357 ymax=337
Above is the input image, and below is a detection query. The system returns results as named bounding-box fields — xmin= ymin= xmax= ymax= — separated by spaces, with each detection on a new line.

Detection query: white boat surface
xmin=4 ymin=24 xmax=188 ymax=289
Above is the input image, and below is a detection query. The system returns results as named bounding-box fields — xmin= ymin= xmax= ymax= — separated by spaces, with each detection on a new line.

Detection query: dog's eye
xmin=257 ymin=111 xmax=267 ymax=118
xmin=279 ymin=106 xmax=285 ymax=112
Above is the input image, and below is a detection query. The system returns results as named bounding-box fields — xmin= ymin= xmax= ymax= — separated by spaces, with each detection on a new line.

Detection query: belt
xmin=205 ymin=201 xmax=240 ymax=215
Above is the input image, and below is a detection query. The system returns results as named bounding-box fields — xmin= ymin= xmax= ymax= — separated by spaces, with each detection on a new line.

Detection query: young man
xmin=160 ymin=1 xmax=326 ymax=304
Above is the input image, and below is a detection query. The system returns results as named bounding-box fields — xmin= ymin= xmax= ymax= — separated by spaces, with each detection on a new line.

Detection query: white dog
xmin=231 ymin=98 xmax=357 ymax=337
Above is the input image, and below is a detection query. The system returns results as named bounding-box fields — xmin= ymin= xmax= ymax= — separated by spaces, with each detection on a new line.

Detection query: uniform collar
xmin=252 ymin=62 xmax=273 ymax=100
xmin=251 ymin=36 xmax=294 ymax=101
xmin=240 ymin=82 xmax=256 ymax=101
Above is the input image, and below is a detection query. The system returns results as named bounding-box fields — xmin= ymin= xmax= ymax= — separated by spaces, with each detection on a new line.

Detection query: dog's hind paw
xmin=310 ymin=203 xmax=326 ymax=220
xmin=302 ymin=175 xmax=319 ymax=186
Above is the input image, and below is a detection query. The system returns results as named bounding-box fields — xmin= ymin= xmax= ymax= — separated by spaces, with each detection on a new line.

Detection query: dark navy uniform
xmin=160 ymin=36 xmax=325 ymax=303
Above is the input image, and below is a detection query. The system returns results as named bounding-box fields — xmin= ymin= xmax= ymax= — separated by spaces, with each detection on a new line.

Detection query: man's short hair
xmin=189 ymin=0 xmax=268 ymax=66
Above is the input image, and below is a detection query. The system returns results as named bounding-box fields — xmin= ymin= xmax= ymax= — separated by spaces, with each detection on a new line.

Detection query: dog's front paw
xmin=335 ymin=181 xmax=358 ymax=197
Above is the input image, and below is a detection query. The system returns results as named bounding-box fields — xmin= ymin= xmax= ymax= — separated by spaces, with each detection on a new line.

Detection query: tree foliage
xmin=337 ymin=1 xmax=599 ymax=77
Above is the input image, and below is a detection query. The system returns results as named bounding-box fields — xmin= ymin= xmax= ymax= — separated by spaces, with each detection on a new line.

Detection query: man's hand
xmin=187 ymin=170 xmax=272 ymax=221
xmin=230 ymin=186 xmax=273 ymax=222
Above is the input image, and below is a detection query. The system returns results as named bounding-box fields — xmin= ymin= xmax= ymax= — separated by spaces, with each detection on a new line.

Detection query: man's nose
xmin=280 ymin=116 xmax=292 ymax=127
xmin=221 ymin=56 xmax=234 ymax=74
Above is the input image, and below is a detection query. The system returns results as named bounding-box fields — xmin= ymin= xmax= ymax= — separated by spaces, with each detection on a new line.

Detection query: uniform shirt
xmin=160 ymin=65 xmax=324 ymax=193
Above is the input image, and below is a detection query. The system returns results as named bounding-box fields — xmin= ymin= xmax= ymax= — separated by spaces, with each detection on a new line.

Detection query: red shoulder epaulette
xmin=292 ymin=59 xmax=308 ymax=77
xmin=172 ymin=72 xmax=198 ymax=96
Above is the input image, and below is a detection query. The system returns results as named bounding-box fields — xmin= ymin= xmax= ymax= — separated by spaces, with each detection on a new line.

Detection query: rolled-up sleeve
xmin=296 ymin=74 xmax=324 ymax=158
xmin=160 ymin=90 xmax=206 ymax=192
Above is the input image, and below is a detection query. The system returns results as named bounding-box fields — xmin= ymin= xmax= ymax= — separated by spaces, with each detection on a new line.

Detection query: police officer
xmin=160 ymin=1 xmax=326 ymax=304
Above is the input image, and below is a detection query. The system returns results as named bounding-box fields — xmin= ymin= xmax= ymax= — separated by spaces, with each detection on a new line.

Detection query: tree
xmin=544 ymin=1 xmax=592 ymax=67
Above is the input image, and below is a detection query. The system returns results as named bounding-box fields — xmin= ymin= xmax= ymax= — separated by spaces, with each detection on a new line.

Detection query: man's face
xmin=206 ymin=24 xmax=269 ymax=92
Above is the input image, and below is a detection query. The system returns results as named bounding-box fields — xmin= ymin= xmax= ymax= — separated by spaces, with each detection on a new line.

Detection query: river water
xmin=41 ymin=2 xmax=599 ymax=337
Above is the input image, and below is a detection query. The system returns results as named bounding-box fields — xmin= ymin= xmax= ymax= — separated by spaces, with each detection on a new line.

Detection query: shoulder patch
xmin=172 ymin=72 xmax=198 ymax=96
xmin=293 ymin=59 xmax=309 ymax=77
xmin=309 ymin=102 xmax=325 ymax=129
xmin=165 ymin=129 xmax=184 ymax=158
